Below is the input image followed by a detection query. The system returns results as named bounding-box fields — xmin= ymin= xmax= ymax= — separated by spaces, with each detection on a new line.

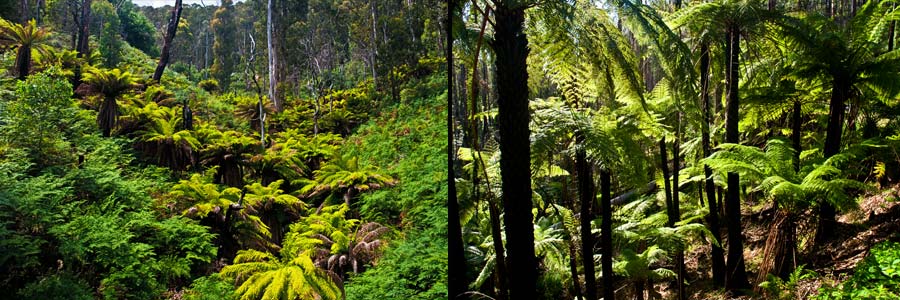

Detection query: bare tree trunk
xmin=700 ymin=41 xmax=726 ymax=287
xmin=673 ymin=113 xmax=686 ymax=300
xmin=76 ymin=0 xmax=91 ymax=58
xmin=267 ymin=0 xmax=280 ymax=111
xmin=600 ymin=170 xmax=614 ymax=300
xmin=724 ymin=25 xmax=750 ymax=293
xmin=489 ymin=200 xmax=509 ymax=300
xmin=576 ymin=133 xmax=597 ymax=300
xmin=491 ymin=2 xmax=537 ymax=298
xmin=153 ymin=0 xmax=183 ymax=82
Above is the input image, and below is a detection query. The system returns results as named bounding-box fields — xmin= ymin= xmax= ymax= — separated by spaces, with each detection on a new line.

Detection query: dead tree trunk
xmin=153 ymin=0 xmax=183 ymax=82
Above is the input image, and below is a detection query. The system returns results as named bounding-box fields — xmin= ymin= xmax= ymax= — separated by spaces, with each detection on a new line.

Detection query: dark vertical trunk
xmin=76 ymin=0 xmax=91 ymax=58
xmin=98 ymin=95 xmax=118 ymax=137
xmin=153 ymin=0 xmax=183 ymax=82
xmin=491 ymin=3 xmax=537 ymax=299
xmin=660 ymin=138 xmax=673 ymax=219
xmin=700 ymin=41 xmax=726 ymax=287
xmin=15 ymin=44 xmax=30 ymax=80
xmin=488 ymin=201 xmax=509 ymax=300
xmin=576 ymin=133 xmax=597 ymax=300
xmin=816 ymin=77 xmax=850 ymax=245
xmin=635 ymin=279 xmax=645 ymax=300
xmin=792 ymin=100 xmax=802 ymax=170
xmin=20 ymin=0 xmax=29 ymax=23
xmin=449 ymin=40 xmax=468 ymax=297
xmin=568 ymin=240 xmax=584 ymax=300
xmin=673 ymin=114 xmax=686 ymax=300
xmin=600 ymin=170 xmax=614 ymax=300
xmin=724 ymin=25 xmax=751 ymax=292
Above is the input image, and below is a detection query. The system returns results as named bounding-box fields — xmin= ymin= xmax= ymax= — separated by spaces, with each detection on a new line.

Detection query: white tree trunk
xmin=267 ymin=0 xmax=279 ymax=111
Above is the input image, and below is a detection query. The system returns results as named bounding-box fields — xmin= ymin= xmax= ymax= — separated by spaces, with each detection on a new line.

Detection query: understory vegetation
xmin=0 ymin=0 xmax=448 ymax=299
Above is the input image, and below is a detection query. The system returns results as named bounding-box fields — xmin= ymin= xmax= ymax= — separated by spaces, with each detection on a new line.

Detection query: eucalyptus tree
xmin=778 ymin=2 xmax=900 ymax=245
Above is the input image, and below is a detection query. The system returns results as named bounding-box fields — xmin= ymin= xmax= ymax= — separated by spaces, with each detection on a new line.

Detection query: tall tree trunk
xmin=700 ymin=41 xmax=726 ymax=287
xmin=673 ymin=114 xmax=686 ymax=300
xmin=600 ymin=170 xmax=614 ymax=300
xmin=660 ymin=138 xmax=673 ymax=219
xmin=266 ymin=0 xmax=280 ymax=111
xmin=76 ymin=0 xmax=91 ymax=58
xmin=816 ymin=77 xmax=850 ymax=245
xmin=15 ymin=44 xmax=31 ymax=80
xmin=491 ymin=2 xmax=537 ymax=298
xmin=576 ymin=133 xmax=597 ymax=300
xmin=792 ymin=100 xmax=802 ymax=170
xmin=489 ymin=200 xmax=509 ymax=300
xmin=724 ymin=25 xmax=750 ymax=292
xmin=20 ymin=0 xmax=29 ymax=24
xmin=369 ymin=1 xmax=378 ymax=91
xmin=448 ymin=4 xmax=468 ymax=296
xmin=153 ymin=0 xmax=183 ymax=82
xmin=568 ymin=239 xmax=584 ymax=300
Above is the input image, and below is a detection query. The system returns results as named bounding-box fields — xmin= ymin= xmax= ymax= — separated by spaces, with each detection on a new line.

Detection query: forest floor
xmin=664 ymin=184 xmax=900 ymax=300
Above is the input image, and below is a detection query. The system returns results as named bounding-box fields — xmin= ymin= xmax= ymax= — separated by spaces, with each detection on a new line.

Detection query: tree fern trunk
xmin=817 ymin=78 xmax=850 ymax=246
xmin=756 ymin=209 xmax=797 ymax=288
xmin=792 ymin=100 xmax=802 ymax=170
xmin=449 ymin=39 xmax=469 ymax=298
xmin=568 ymin=239 xmax=584 ymax=300
xmin=576 ymin=133 xmax=597 ymax=300
xmin=724 ymin=25 xmax=751 ymax=293
xmin=600 ymin=169 xmax=614 ymax=300
xmin=491 ymin=2 xmax=537 ymax=298
xmin=488 ymin=200 xmax=509 ymax=300
xmin=700 ymin=41 xmax=726 ymax=287
xmin=98 ymin=95 xmax=118 ymax=137
xmin=15 ymin=44 xmax=30 ymax=80
xmin=635 ymin=279 xmax=645 ymax=300
xmin=673 ymin=114 xmax=686 ymax=300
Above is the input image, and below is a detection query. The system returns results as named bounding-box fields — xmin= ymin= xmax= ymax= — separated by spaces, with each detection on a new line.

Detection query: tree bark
xmin=724 ymin=25 xmax=750 ymax=292
xmin=15 ymin=44 xmax=30 ymax=80
xmin=600 ymin=170 xmax=614 ymax=300
xmin=153 ymin=0 xmax=183 ymax=83
xmin=700 ymin=41 xmax=726 ymax=287
xmin=491 ymin=2 xmax=537 ymax=298
xmin=816 ymin=77 xmax=850 ymax=245
xmin=448 ymin=4 xmax=468 ymax=297
xmin=267 ymin=0 xmax=280 ymax=111
xmin=488 ymin=200 xmax=509 ymax=300
xmin=76 ymin=0 xmax=91 ymax=58
xmin=756 ymin=209 xmax=797 ymax=288
xmin=673 ymin=114 xmax=686 ymax=300
xmin=576 ymin=133 xmax=597 ymax=300
xmin=792 ymin=99 xmax=802 ymax=170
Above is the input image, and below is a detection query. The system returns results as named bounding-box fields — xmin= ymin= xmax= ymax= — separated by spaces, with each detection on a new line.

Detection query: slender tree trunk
xmin=792 ymin=100 xmax=802 ymax=170
xmin=660 ymin=138 xmax=673 ymax=219
xmin=724 ymin=25 xmax=751 ymax=292
xmin=267 ymin=0 xmax=280 ymax=111
xmin=491 ymin=3 xmax=537 ymax=298
xmin=635 ymin=279 xmax=645 ymax=300
xmin=600 ymin=170 xmax=614 ymax=300
xmin=370 ymin=1 xmax=378 ymax=90
xmin=700 ymin=41 xmax=726 ymax=287
xmin=816 ymin=77 xmax=850 ymax=245
xmin=76 ymin=0 xmax=91 ymax=58
xmin=448 ymin=5 xmax=468 ymax=296
xmin=153 ymin=0 xmax=183 ymax=82
xmin=673 ymin=114 xmax=686 ymax=300
xmin=489 ymin=200 xmax=509 ymax=300
xmin=21 ymin=0 xmax=29 ymax=24
xmin=568 ymin=239 xmax=584 ymax=300
xmin=576 ymin=133 xmax=597 ymax=300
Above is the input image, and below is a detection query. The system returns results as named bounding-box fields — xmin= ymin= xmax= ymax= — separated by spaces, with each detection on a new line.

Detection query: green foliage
xmin=117 ymin=0 xmax=160 ymax=57
xmin=220 ymin=249 xmax=342 ymax=300
xmin=703 ymin=138 xmax=868 ymax=212
xmin=1 ymin=69 xmax=81 ymax=166
xmin=816 ymin=241 xmax=900 ymax=300
xmin=183 ymin=274 xmax=237 ymax=300
xmin=760 ymin=265 xmax=818 ymax=300
xmin=93 ymin=0 xmax=123 ymax=68
xmin=17 ymin=273 xmax=93 ymax=300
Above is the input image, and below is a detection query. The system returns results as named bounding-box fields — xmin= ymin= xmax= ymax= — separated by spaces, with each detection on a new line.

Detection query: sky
xmin=131 ymin=0 xmax=243 ymax=7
